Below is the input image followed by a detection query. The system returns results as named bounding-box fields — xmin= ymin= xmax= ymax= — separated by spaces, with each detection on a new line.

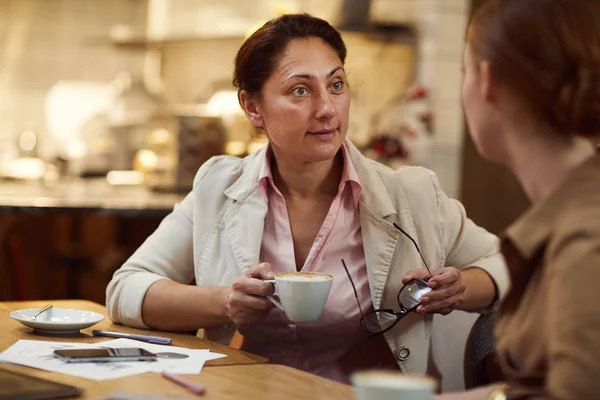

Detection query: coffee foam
xmin=275 ymin=272 xmax=332 ymax=281
xmin=352 ymin=371 xmax=435 ymax=390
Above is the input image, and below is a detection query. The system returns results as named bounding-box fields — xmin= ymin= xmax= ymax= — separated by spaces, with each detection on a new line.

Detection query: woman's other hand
xmin=402 ymin=267 xmax=466 ymax=315
xmin=225 ymin=263 xmax=277 ymax=327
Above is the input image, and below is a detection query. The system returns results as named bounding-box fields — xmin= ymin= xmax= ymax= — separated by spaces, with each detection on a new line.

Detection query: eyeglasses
xmin=342 ymin=222 xmax=433 ymax=338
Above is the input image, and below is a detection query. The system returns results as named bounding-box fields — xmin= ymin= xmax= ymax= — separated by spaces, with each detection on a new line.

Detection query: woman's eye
xmin=331 ymin=81 xmax=344 ymax=91
xmin=293 ymin=87 xmax=308 ymax=96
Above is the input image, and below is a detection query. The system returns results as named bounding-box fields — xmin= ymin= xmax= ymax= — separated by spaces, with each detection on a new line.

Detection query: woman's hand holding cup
xmin=225 ymin=262 xmax=276 ymax=327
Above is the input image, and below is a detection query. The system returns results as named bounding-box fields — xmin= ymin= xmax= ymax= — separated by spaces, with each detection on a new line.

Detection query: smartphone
xmin=53 ymin=348 xmax=157 ymax=363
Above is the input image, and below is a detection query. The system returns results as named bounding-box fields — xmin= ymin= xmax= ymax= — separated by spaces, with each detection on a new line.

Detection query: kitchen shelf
xmin=83 ymin=23 xmax=414 ymax=51
xmin=83 ymin=34 xmax=247 ymax=50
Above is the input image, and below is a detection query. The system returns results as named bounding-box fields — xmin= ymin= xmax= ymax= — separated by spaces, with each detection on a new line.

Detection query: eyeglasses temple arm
xmin=341 ymin=259 xmax=366 ymax=318
xmin=393 ymin=222 xmax=433 ymax=277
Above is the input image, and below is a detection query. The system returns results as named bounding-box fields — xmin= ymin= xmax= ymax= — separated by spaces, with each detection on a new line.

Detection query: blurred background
xmin=0 ymin=0 xmax=598 ymax=303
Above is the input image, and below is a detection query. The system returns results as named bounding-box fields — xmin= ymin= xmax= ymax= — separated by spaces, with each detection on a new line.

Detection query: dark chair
xmin=463 ymin=307 xmax=504 ymax=389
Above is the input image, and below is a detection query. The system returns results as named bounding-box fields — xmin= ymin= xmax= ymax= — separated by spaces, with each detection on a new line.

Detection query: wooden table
xmin=1 ymin=300 xmax=355 ymax=399
xmin=0 ymin=300 xmax=264 ymax=366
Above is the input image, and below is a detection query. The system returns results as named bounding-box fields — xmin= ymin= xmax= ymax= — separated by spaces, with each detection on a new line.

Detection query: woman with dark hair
xmin=106 ymin=13 xmax=507 ymax=383
xmin=437 ymin=0 xmax=600 ymax=399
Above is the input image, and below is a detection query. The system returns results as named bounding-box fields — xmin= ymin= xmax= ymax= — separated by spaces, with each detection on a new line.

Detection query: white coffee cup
xmin=351 ymin=370 xmax=436 ymax=400
xmin=265 ymin=271 xmax=333 ymax=323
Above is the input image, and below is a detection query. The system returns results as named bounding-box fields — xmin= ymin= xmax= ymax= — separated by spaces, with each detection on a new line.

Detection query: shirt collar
xmin=258 ymin=142 xmax=362 ymax=207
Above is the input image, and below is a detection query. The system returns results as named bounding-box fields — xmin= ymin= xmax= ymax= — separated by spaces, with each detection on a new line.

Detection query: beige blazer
xmin=106 ymin=140 xmax=508 ymax=374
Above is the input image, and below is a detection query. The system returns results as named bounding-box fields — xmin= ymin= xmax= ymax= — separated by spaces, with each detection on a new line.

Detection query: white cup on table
xmin=351 ymin=370 xmax=436 ymax=400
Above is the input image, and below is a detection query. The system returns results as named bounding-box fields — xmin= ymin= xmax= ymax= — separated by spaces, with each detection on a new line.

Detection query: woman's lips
xmin=306 ymin=129 xmax=337 ymax=141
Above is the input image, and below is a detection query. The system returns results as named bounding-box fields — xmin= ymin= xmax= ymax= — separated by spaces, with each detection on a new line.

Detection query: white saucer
xmin=10 ymin=308 xmax=105 ymax=334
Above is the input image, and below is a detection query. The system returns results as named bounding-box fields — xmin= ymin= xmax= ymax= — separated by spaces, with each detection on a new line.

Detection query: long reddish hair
xmin=469 ymin=0 xmax=600 ymax=138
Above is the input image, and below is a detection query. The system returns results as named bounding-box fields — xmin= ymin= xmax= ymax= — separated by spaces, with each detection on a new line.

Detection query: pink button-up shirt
xmin=238 ymin=144 xmax=399 ymax=383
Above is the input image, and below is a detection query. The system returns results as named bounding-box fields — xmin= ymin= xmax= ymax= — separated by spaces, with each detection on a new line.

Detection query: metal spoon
xmin=32 ymin=304 xmax=53 ymax=320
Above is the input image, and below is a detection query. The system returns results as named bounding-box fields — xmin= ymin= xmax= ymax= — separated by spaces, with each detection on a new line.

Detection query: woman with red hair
xmin=438 ymin=0 xmax=600 ymax=399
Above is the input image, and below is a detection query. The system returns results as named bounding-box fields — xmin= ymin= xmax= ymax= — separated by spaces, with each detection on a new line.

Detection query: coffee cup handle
xmin=264 ymin=280 xmax=284 ymax=312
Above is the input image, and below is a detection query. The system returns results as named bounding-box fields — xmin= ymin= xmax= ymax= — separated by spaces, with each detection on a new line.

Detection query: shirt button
xmin=396 ymin=346 xmax=410 ymax=361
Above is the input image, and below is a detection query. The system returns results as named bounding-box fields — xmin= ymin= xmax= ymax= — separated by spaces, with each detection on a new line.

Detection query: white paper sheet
xmin=0 ymin=339 xmax=227 ymax=381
